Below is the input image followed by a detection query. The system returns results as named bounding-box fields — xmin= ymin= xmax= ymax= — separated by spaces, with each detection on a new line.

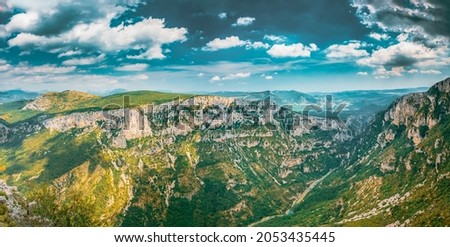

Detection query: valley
xmin=0 ymin=78 xmax=448 ymax=227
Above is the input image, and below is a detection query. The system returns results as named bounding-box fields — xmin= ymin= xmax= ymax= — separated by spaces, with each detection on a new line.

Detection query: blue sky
xmin=0 ymin=0 xmax=448 ymax=93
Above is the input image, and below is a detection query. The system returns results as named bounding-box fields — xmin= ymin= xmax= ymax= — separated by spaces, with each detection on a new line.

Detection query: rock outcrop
xmin=384 ymin=77 xmax=449 ymax=145
xmin=39 ymin=95 xmax=347 ymax=148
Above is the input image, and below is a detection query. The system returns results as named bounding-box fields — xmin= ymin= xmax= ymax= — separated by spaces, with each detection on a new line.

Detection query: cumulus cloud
xmin=232 ymin=17 xmax=256 ymax=27
xmin=115 ymin=63 xmax=148 ymax=71
xmin=369 ymin=32 xmax=390 ymax=41
xmin=203 ymin=36 xmax=246 ymax=51
xmin=62 ymin=54 xmax=105 ymax=66
xmin=3 ymin=0 xmax=187 ymax=60
xmin=203 ymin=36 xmax=268 ymax=51
xmin=210 ymin=72 xmax=251 ymax=82
xmin=374 ymin=66 xmax=405 ymax=79
xmin=210 ymin=75 xmax=222 ymax=82
xmin=351 ymin=1 xmax=449 ymax=77
xmin=246 ymin=41 xmax=269 ymax=50
xmin=265 ymin=75 xmax=273 ymax=80
xmin=0 ymin=60 xmax=12 ymax=72
xmin=351 ymin=0 xmax=450 ymax=41
xmin=264 ymin=35 xmax=287 ymax=43
xmin=267 ymin=43 xmax=319 ymax=58
xmin=222 ymin=72 xmax=251 ymax=80
xmin=325 ymin=41 xmax=369 ymax=58
xmin=357 ymin=72 xmax=368 ymax=76
xmin=357 ymin=41 xmax=446 ymax=68
xmin=233 ymin=17 xmax=256 ymax=27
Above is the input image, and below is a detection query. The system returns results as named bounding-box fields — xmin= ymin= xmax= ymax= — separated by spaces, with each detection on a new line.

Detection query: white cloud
xmin=210 ymin=72 xmax=251 ymax=82
xmin=350 ymin=0 xmax=446 ymax=43
xmin=357 ymin=72 xmax=368 ymax=76
xmin=203 ymin=36 xmax=246 ymax=51
xmin=218 ymin=12 xmax=227 ymax=19
xmin=264 ymin=35 xmax=287 ymax=43
xmin=5 ymin=3 xmax=188 ymax=61
xmin=0 ymin=25 xmax=7 ymax=38
xmin=357 ymin=41 xmax=446 ymax=68
xmin=4 ymin=11 xmax=39 ymax=33
xmin=57 ymin=50 xmax=82 ymax=58
xmin=62 ymin=54 xmax=105 ymax=66
xmin=265 ymin=75 xmax=273 ymax=80
xmin=132 ymin=74 xmax=149 ymax=80
xmin=203 ymin=36 xmax=268 ymax=51
xmin=408 ymin=69 xmax=419 ymax=74
xmin=369 ymin=32 xmax=390 ymax=41
xmin=420 ymin=69 xmax=441 ymax=74
xmin=126 ymin=46 xmax=166 ymax=60
xmin=8 ymin=33 xmax=46 ymax=47
xmin=197 ymin=73 xmax=205 ymax=77
xmin=267 ymin=43 xmax=319 ymax=58
xmin=115 ymin=63 xmax=148 ymax=71
xmin=0 ymin=60 xmax=11 ymax=72
xmin=246 ymin=41 xmax=269 ymax=50
xmin=232 ymin=17 xmax=255 ymax=27
xmin=222 ymin=72 xmax=251 ymax=80
xmin=210 ymin=76 xmax=221 ymax=82
xmin=374 ymin=66 xmax=405 ymax=79
xmin=325 ymin=41 xmax=369 ymax=58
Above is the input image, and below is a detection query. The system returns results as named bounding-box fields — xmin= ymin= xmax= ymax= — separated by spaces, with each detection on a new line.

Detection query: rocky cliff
xmin=259 ymin=78 xmax=450 ymax=226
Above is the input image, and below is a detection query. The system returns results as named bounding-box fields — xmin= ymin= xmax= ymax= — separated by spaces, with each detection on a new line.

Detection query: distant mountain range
xmin=0 ymin=90 xmax=39 ymax=104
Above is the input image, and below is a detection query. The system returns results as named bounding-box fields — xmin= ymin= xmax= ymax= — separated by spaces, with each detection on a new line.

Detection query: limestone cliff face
xmin=42 ymin=96 xmax=235 ymax=147
xmin=40 ymin=95 xmax=346 ymax=148
xmin=384 ymin=77 xmax=449 ymax=145
xmin=0 ymin=180 xmax=38 ymax=226
xmin=22 ymin=95 xmax=52 ymax=111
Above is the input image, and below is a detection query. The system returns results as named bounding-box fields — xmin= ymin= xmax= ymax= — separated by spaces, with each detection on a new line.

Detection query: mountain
xmin=0 ymin=92 xmax=347 ymax=226
xmin=212 ymin=88 xmax=428 ymax=135
xmin=0 ymin=79 xmax=448 ymax=227
xmin=313 ymin=87 xmax=429 ymax=118
xmin=22 ymin=90 xmax=100 ymax=111
xmin=259 ymin=78 xmax=450 ymax=226
xmin=212 ymin=90 xmax=318 ymax=110
xmin=0 ymin=90 xmax=39 ymax=104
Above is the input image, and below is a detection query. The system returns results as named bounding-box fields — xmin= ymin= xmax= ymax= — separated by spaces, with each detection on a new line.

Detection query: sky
xmin=0 ymin=0 xmax=449 ymax=93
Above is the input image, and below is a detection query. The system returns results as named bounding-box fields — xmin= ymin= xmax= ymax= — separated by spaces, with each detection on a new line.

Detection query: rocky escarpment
xmin=259 ymin=78 xmax=450 ymax=227
xmin=384 ymin=77 xmax=449 ymax=145
xmin=41 ymin=95 xmax=346 ymax=148
xmin=0 ymin=180 xmax=46 ymax=226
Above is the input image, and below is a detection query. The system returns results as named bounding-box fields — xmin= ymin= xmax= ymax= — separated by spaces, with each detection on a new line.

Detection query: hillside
xmin=260 ymin=78 xmax=450 ymax=226
xmin=0 ymin=90 xmax=193 ymax=124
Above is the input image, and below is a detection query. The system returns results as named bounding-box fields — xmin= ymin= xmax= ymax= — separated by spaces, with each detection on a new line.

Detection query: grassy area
xmin=0 ymin=90 xmax=194 ymax=124
xmin=0 ymin=101 xmax=41 ymax=124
